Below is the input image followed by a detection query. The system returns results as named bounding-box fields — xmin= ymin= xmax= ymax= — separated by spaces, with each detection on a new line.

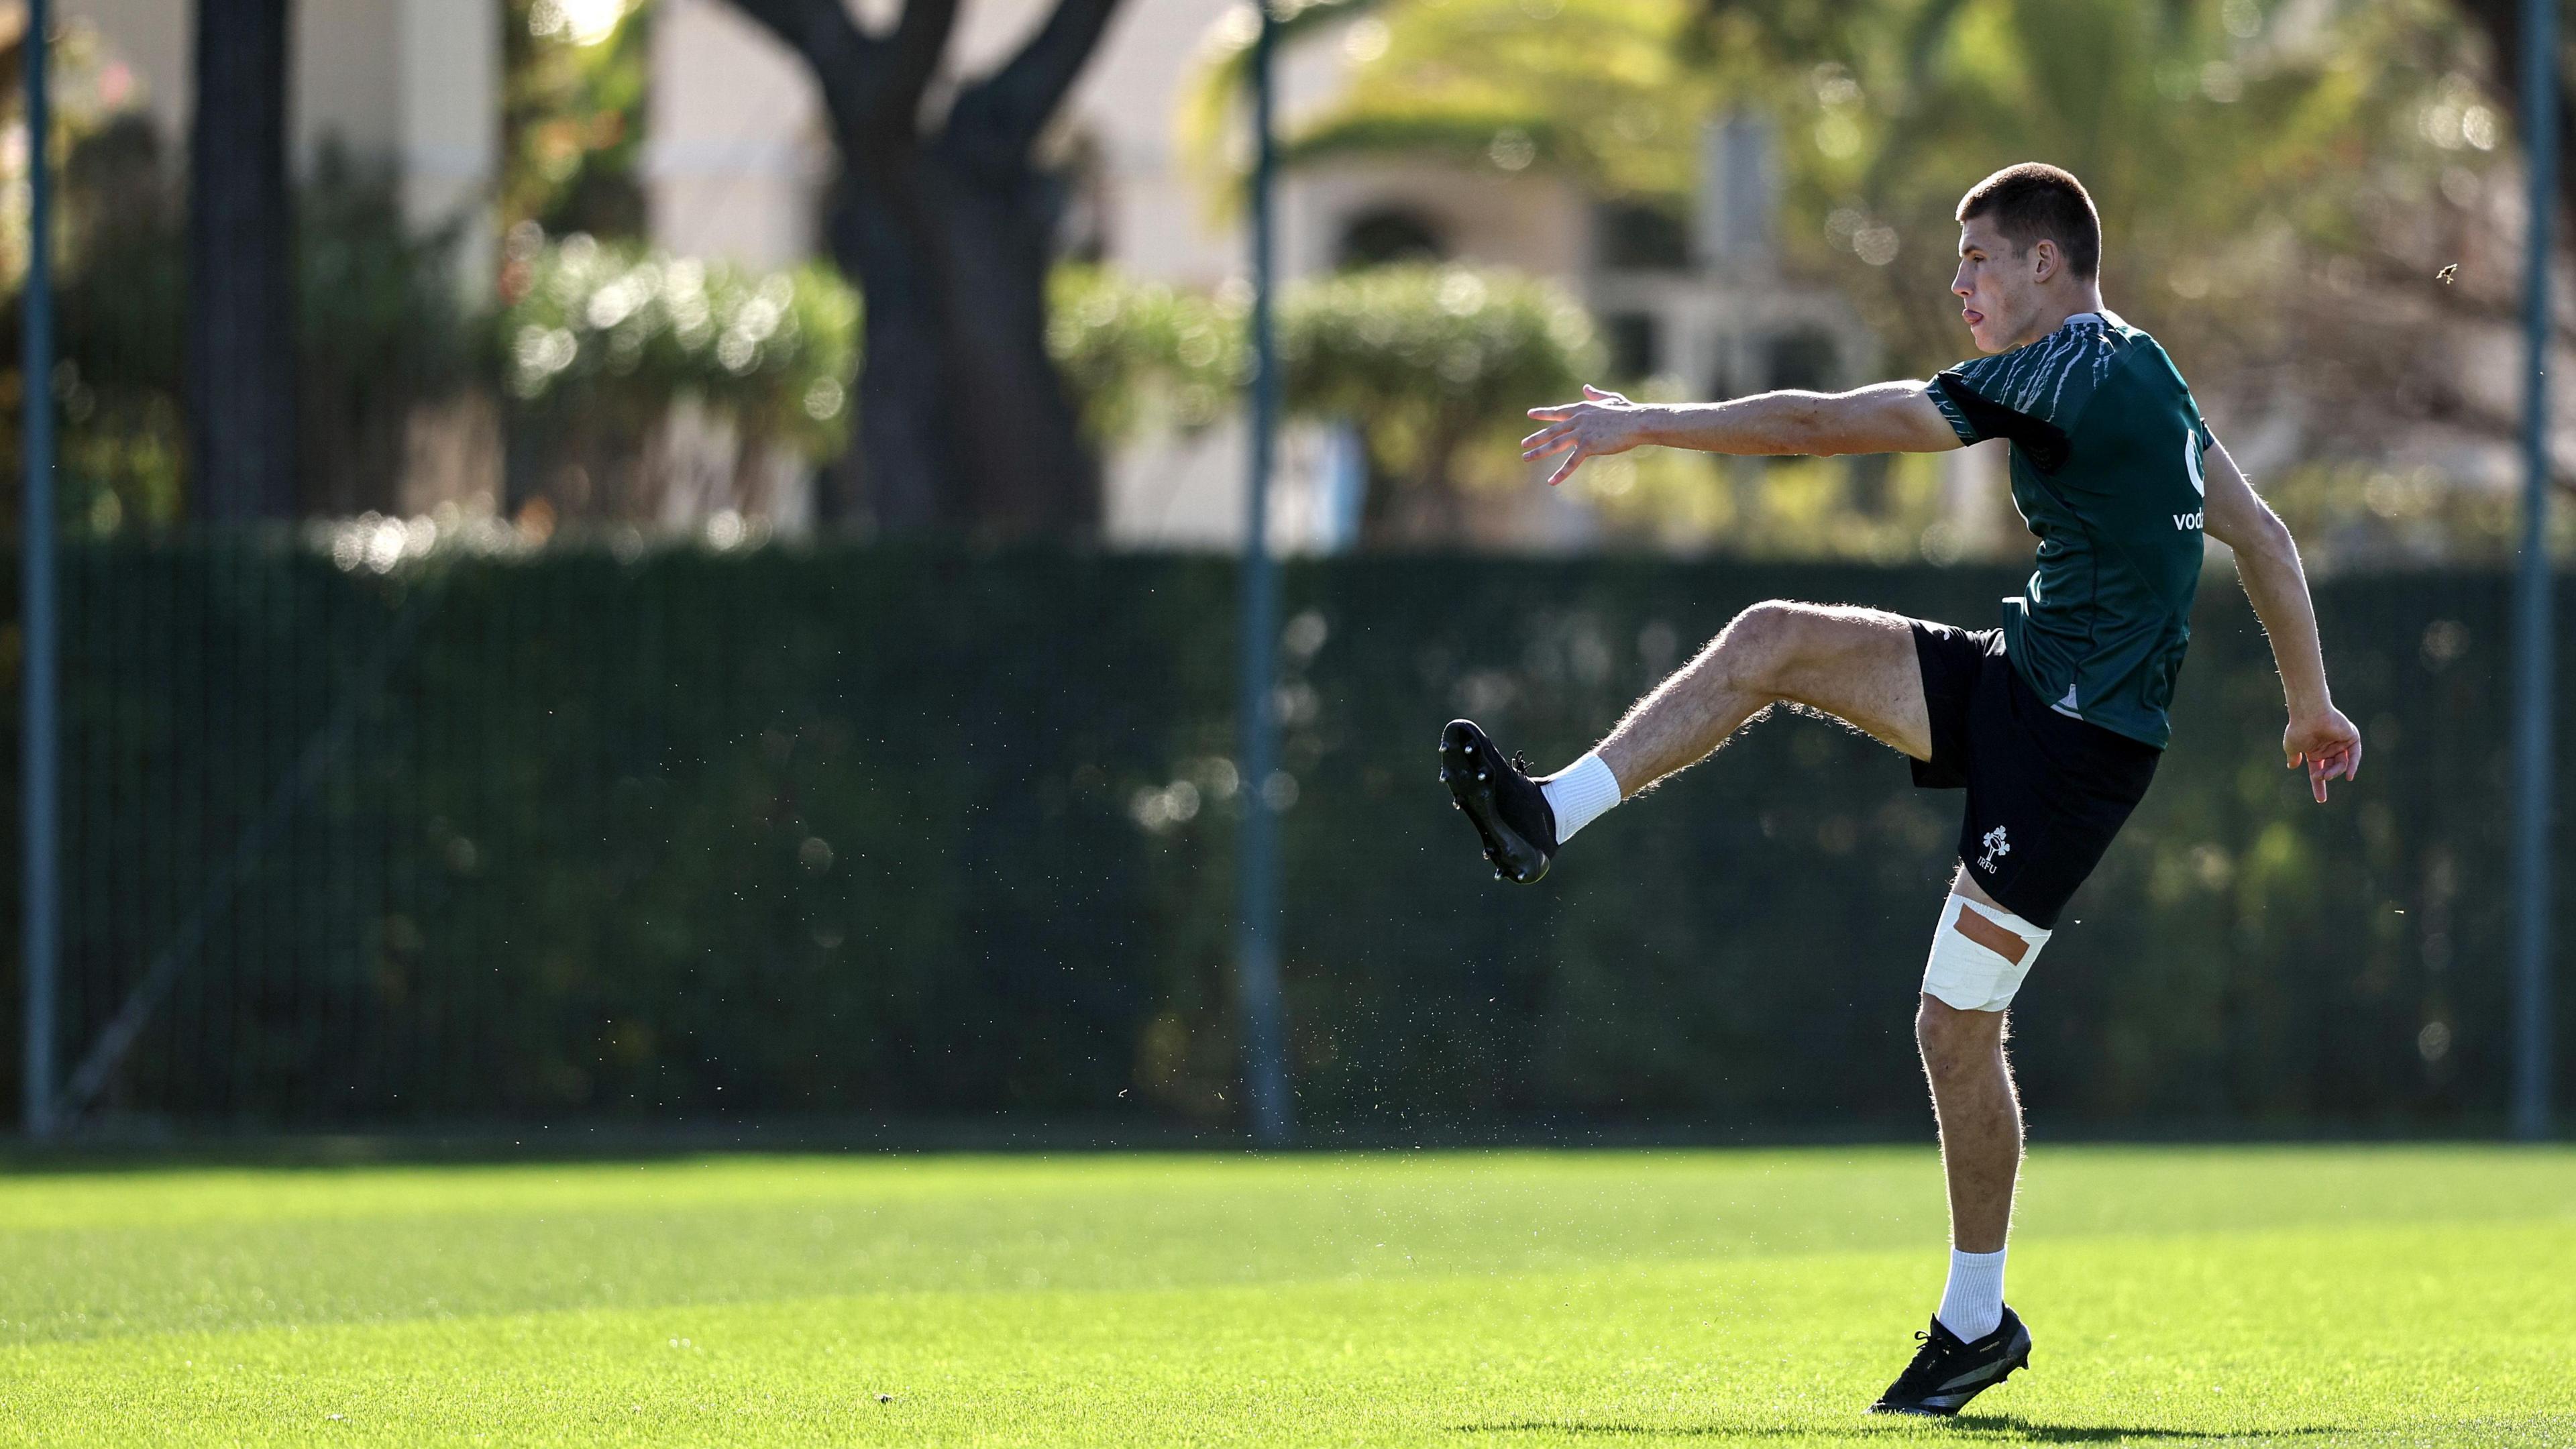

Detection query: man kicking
xmin=1440 ymin=163 xmax=2362 ymax=1416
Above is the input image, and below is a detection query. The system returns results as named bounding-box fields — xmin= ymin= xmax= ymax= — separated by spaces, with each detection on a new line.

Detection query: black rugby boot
xmin=1868 ymin=1306 xmax=2032 ymax=1417
xmin=1440 ymin=718 xmax=1558 ymax=883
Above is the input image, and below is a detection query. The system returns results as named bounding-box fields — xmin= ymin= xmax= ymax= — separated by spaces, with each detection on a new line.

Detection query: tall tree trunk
xmin=930 ymin=113 xmax=1098 ymax=533
xmin=187 ymin=0 xmax=298 ymax=522
xmin=827 ymin=168 xmax=951 ymax=531
xmin=730 ymin=0 xmax=1119 ymax=537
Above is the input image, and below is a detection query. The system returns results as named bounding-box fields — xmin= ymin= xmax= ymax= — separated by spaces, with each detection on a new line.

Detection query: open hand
xmin=1523 ymin=385 xmax=1648 ymax=488
xmin=2285 ymin=705 xmax=2362 ymax=803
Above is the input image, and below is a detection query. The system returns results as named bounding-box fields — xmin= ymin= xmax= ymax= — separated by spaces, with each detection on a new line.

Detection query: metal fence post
xmin=2512 ymin=0 xmax=2559 ymax=1142
xmin=20 ymin=0 xmax=58 ymax=1140
xmin=1235 ymin=0 xmax=1291 ymax=1146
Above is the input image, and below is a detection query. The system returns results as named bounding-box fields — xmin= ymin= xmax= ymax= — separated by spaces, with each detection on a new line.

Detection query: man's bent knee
xmin=1717 ymin=600 xmax=1796 ymax=653
xmin=1715 ymin=600 xmax=1817 ymax=694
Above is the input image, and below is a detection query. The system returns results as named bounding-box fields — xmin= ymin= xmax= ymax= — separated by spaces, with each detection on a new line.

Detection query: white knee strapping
xmin=1922 ymin=892 xmax=2051 ymax=1012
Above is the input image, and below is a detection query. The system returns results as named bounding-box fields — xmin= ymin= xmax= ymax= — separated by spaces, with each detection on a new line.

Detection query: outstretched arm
xmin=1521 ymin=382 xmax=1962 ymax=488
xmin=2200 ymin=438 xmax=2363 ymax=802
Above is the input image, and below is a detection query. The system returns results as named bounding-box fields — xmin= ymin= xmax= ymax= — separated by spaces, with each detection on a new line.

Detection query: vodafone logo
xmin=2178 ymin=431 xmax=2208 ymax=529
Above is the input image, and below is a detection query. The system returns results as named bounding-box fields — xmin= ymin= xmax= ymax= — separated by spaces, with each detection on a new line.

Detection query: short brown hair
xmin=1956 ymin=163 xmax=2101 ymax=279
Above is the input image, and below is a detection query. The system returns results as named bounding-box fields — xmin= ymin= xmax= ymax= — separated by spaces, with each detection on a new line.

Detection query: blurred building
xmin=63 ymin=0 xmax=501 ymax=290
xmin=62 ymin=0 xmax=1918 ymax=550
xmin=645 ymin=0 xmax=1884 ymax=551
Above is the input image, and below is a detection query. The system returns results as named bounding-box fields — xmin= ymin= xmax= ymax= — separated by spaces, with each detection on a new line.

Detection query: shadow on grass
xmin=1951 ymin=1420 xmax=2351 ymax=1444
xmin=1454 ymin=1419 xmax=2353 ymax=1442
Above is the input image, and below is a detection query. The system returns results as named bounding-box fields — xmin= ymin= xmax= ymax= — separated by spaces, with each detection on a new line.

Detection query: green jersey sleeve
xmin=1923 ymin=313 xmax=2128 ymax=473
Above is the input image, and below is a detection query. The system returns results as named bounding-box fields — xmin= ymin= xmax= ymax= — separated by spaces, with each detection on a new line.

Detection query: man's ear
xmin=2029 ymin=238 xmax=2059 ymax=284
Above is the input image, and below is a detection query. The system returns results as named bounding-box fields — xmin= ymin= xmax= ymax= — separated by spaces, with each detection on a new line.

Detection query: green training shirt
xmin=1927 ymin=310 xmax=2212 ymax=749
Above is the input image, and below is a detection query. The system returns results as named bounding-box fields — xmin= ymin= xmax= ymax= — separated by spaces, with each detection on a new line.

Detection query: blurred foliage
xmin=1055 ymin=263 xmax=1598 ymax=542
xmin=299 ymin=147 xmax=480 ymax=517
xmin=502 ymin=0 xmax=652 ymax=240
xmin=0 ymin=117 xmax=472 ymax=534
xmin=22 ymin=543 xmax=2548 ymax=1128
xmin=1164 ymin=0 xmax=2506 ymax=558
xmin=495 ymin=231 xmax=860 ymax=464
xmin=1267 ymin=0 xmax=2489 ymax=378
xmin=2249 ymin=460 xmax=2576 ymax=572
xmin=1751 ymin=0 xmax=2492 ymax=388
xmin=1236 ymin=0 xmax=2512 ymax=554
xmin=0 ymin=28 xmax=182 ymax=535
xmin=1050 ymin=266 xmax=1248 ymax=443
xmin=44 ymin=112 xmax=184 ymax=534
xmin=0 ymin=17 xmax=133 ymax=289
xmin=1054 ymin=262 xmax=1955 ymax=557
xmin=1280 ymin=266 xmax=1597 ymax=537
xmin=1189 ymin=0 xmax=1713 ymax=206
xmin=1529 ymin=371 xmax=1960 ymax=561
xmin=1578 ymin=451 xmax=1956 ymax=563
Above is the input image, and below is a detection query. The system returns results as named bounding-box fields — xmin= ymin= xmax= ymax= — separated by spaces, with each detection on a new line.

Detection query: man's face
xmin=1951 ymin=217 xmax=2045 ymax=354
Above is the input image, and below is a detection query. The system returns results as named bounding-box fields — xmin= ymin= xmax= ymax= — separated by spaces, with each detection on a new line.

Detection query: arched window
xmin=1336 ymin=207 xmax=1448 ymax=269
xmin=1594 ymin=201 xmax=1689 ymax=272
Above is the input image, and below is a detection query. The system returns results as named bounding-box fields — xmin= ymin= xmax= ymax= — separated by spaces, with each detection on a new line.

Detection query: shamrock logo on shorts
xmin=1978 ymin=825 xmax=2011 ymax=873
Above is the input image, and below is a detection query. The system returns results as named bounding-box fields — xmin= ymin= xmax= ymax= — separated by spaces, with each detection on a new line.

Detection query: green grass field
xmin=3 ymin=1145 xmax=2571 ymax=1446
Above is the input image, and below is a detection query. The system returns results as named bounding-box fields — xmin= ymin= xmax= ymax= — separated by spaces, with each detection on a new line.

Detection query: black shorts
xmin=1908 ymin=621 xmax=2160 ymax=928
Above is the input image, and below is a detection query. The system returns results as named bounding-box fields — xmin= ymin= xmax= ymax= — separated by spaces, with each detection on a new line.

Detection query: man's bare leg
xmin=1572 ymin=602 xmax=2024 ymax=1260
xmin=1917 ymin=865 xmax=2025 ymax=1258
xmin=1911 ymin=864 xmax=2023 ymax=1357
xmin=1502 ymin=602 xmax=1933 ymax=856
xmin=1517 ymin=602 xmax=2036 ymax=1396
xmin=1872 ymin=879 xmax=2039 ymax=1413
xmin=1587 ymin=602 xmax=1934 ymax=794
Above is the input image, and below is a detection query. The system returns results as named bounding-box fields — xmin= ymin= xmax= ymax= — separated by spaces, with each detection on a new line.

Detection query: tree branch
xmin=883 ymin=0 xmax=964 ymax=136
xmin=727 ymin=0 xmax=869 ymax=79
xmin=949 ymin=0 xmax=1127 ymax=159
xmin=724 ymin=0 xmax=958 ymax=142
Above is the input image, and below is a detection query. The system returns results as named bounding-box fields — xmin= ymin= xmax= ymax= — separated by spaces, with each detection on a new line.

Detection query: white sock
xmin=1539 ymin=753 xmax=1621 ymax=843
xmin=1937 ymin=1246 xmax=2008 ymax=1342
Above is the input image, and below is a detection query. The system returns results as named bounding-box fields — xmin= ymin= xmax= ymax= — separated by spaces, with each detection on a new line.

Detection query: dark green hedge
xmin=1 ymin=542 xmax=2561 ymax=1132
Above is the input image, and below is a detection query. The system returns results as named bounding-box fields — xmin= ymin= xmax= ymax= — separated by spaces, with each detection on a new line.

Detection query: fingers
xmin=1546 ymin=445 xmax=1591 ymax=488
xmin=1521 ymin=431 xmax=1576 ymax=462
xmin=2292 ymin=737 xmax=2363 ymax=804
xmin=1520 ymin=421 xmax=1572 ymax=451
xmin=1536 ymin=386 xmax=1632 ymax=421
